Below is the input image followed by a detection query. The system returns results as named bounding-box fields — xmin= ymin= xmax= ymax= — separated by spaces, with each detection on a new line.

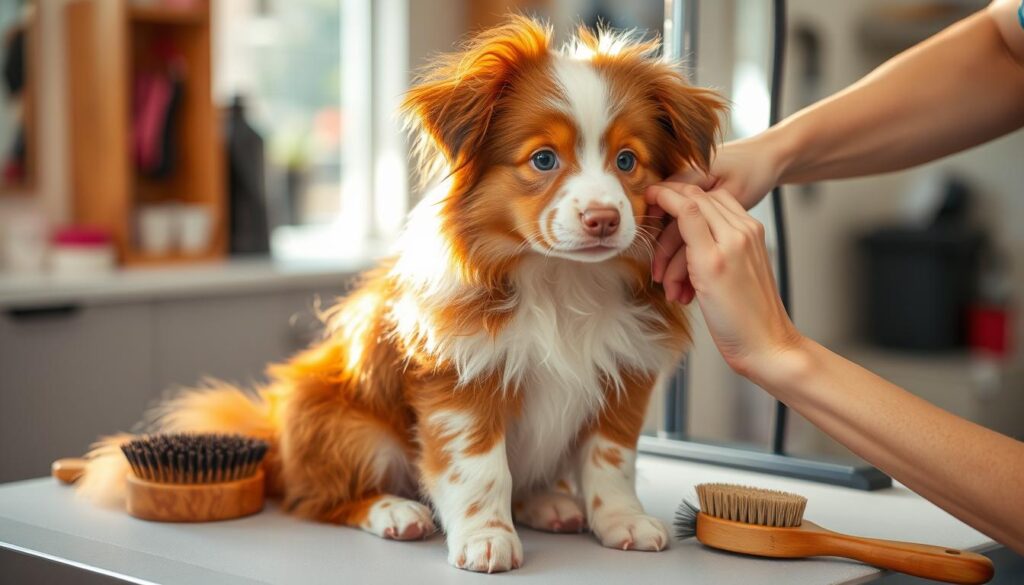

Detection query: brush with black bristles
xmin=120 ymin=433 xmax=269 ymax=523
xmin=121 ymin=433 xmax=268 ymax=484
xmin=674 ymin=483 xmax=993 ymax=585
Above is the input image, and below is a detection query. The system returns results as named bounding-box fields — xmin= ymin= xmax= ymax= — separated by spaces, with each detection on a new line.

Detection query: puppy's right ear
xmin=402 ymin=16 xmax=551 ymax=173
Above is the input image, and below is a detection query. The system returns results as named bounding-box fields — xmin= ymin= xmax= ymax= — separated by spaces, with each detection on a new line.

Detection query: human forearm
xmin=754 ymin=338 xmax=1024 ymax=554
xmin=647 ymin=181 xmax=1024 ymax=553
xmin=770 ymin=10 xmax=1024 ymax=184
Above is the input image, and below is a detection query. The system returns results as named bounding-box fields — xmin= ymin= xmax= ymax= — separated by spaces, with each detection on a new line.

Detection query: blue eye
xmin=616 ymin=150 xmax=637 ymax=172
xmin=530 ymin=149 xmax=558 ymax=172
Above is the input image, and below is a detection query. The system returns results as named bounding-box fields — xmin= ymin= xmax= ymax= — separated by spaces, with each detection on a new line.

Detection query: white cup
xmin=177 ymin=204 xmax=213 ymax=255
xmin=138 ymin=204 xmax=178 ymax=256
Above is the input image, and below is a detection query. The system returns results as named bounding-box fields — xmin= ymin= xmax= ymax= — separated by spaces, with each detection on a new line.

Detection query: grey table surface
xmin=0 ymin=455 xmax=995 ymax=585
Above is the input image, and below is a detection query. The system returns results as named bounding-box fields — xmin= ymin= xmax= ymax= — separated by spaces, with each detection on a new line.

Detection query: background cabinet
xmin=0 ymin=285 xmax=346 ymax=483
xmin=152 ymin=291 xmax=330 ymax=394
xmin=0 ymin=303 xmax=155 ymax=483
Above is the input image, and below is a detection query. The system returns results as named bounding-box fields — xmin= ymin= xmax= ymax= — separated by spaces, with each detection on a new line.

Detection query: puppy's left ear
xmin=650 ymin=72 xmax=728 ymax=175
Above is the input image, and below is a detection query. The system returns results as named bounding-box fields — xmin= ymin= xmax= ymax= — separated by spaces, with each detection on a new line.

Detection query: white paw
xmin=591 ymin=513 xmax=669 ymax=551
xmin=363 ymin=496 xmax=436 ymax=541
xmin=449 ymin=528 xmax=523 ymax=573
xmin=514 ymin=491 xmax=585 ymax=533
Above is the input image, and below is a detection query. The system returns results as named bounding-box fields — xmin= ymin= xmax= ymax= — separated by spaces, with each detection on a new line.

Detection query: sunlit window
xmin=213 ymin=0 xmax=408 ymax=261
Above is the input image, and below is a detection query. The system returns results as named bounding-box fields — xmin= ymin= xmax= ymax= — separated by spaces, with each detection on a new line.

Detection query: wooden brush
xmin=117 ymin=433 xmax=268 ymax=522
xmin=121 ymin=433 xmax=268 ymax=522
xmin=53 ymin=434 xmax=269 ymax=521
xmin=674 ymin=483 xmax=994 ymax=585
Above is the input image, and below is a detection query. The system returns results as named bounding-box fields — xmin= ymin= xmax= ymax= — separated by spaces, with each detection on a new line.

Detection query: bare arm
xmin=674 ymin=1 xmax=1024 ymax=210
xmin=759 ymin=339 xmax=1024 ymax=554
xmin=646 ymin=182 xmax=1024 ymax=555
xmin=775 ymin=5 xmax=1024 ymax=184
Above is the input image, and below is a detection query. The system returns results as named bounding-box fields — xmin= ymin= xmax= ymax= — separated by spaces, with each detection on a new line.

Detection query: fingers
xmin=646 ymin=182 xmax=768 ymax=307
xmin=662 ymin=248 xmax=690 ymax=303
xmin=678 ymin=280 xmax=696 ymax=305
xmin=707 ymin=188 xmax=769 ymax=252
xmin=652 ymin=219 xmax=681 ymax=282
xmin=649 ymin=183 xmax=742 ymax=248
xmin=647 ymin=185 xmax=715 ymax=254
xmin=707 ymin=188 xmax=747 ymax=217
xmin=688 ymin=191 xmax=739 ymax=239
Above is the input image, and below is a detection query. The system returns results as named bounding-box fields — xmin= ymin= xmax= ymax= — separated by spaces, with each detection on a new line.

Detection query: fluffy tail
xmin=76 ymin=379 xmax=282 ymax=507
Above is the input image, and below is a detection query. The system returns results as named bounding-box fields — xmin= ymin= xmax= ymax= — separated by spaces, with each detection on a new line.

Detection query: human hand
xmin=651 ymin=134 xmax=789 ymax=303
xmin=645 ymin=183 xmax=802 ymax=377
xmin=668 ymin=133 xmax=789 ymax=211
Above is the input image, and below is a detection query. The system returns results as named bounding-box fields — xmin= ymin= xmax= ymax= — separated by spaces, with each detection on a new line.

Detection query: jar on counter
xmin=51 ymin=227 xmax=117 ymax=275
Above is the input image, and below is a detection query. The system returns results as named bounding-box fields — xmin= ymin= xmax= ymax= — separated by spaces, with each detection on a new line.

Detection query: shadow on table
xmin=1 ymin=548 xmax=123 ymax=585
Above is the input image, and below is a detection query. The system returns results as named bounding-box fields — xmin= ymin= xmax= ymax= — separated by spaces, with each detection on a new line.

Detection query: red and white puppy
xmin=78 ymin=17 xmax=725 ymax=573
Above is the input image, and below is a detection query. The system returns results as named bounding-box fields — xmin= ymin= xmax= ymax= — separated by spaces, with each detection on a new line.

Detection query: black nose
xmin=580 ymin=207 xmax=620 ymax=238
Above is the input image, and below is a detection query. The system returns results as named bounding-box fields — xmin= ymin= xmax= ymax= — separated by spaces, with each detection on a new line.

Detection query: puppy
xmin=78 ymin=16 xmax=725 ymax=573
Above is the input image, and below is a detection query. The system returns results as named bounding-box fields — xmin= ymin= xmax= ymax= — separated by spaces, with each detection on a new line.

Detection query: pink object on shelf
xmin=52 ymin=227 xmax=112 ymax=248
xmin=50 ymin=226 xmax=117 ymax=275
xmin=133 ymin=72 xmax=173 ymax=173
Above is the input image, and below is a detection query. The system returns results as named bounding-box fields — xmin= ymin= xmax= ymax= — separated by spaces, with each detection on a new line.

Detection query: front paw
xmin=591 ymin=513 xmax=668 ymax=551
xmin=448 ymin=527 xmax=523 ymax=573
xmin=514 ymin=491 xmax=586 ymax=533
xmin=363 ymin=496 xmax=436 ymax=541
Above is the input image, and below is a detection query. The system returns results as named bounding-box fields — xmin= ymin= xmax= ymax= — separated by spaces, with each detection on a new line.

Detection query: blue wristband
xmin=1019 ymin=0 xmax=1024 ymax=29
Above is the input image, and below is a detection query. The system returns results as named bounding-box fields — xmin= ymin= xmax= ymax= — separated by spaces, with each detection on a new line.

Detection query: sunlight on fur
xmin=74 ymin=15 xmax=726 ymax=574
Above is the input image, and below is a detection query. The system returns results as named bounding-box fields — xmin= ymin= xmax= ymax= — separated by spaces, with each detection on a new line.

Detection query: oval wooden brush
xmin=120 ymin=433 xmax=269 ymax=522
xmin=674 ymin=483 xmax=994 ymax=585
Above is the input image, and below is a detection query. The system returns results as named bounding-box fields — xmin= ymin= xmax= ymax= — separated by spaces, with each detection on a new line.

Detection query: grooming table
xmin=0 ymin=455 xmax=996 ymax=585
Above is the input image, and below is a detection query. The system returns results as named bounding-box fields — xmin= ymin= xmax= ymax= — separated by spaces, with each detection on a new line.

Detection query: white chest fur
xmin=496 ymin=258 xmax=673 ymax=492
xmin=389 ymin=215 xmax=676 ymax=492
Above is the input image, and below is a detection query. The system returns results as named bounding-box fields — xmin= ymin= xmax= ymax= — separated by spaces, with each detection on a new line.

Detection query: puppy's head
xmin=403 ymin=16 xmax=726 ymax=265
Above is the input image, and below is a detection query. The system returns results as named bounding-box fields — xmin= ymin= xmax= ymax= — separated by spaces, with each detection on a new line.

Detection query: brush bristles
xmin=695 ymin=483 xmax=807 ymax=528
xmin=673 ymin=498 xmax=700 ymax=540
xmin=121 ymin=433 xmax=268 ymax=485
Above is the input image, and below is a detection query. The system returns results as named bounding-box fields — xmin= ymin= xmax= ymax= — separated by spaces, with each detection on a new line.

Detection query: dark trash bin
xmin=859 ymin=226 xmax=982 ymax=351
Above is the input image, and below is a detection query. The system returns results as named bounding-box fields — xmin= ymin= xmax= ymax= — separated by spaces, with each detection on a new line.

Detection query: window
xmin=213 ymin=0 xmax=408 ymax=261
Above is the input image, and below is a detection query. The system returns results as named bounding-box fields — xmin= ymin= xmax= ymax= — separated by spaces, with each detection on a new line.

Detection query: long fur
xmin=75 ymin=16 xmax=726 ymax=572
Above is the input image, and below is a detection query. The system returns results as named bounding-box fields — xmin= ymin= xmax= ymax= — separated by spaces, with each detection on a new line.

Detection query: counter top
xmin=0 ymin=255 xmax=380 ymax=309
xmin=0 ymin=455 xmax=995 ymax=585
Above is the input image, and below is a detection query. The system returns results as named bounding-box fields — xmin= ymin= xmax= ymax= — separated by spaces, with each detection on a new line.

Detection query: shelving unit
xmin=130 ymin=4 xmax=209 ymax=25
xmin=65 ymin=0 xmax=224 ymax=267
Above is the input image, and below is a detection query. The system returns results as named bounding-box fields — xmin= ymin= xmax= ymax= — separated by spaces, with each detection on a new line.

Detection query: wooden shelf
xmin=122 ymin=250 xmax=225 ymax=268
xmin=65 ymin=0 xmax=225 ymax=268
xmin=130 ymin=4 xmax=207 ymax=25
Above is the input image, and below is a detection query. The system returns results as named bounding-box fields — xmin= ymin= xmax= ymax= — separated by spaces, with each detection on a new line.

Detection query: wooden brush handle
xmin=812 ymin=530 xmax=994 ymax=585
xmin=51 ymin=458 xmax=87 ymax=484
xmin=697 ymin=514 xmax=993 ymax=585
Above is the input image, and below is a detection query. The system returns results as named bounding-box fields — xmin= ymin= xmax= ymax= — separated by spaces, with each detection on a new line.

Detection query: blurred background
xmin=0 ymin=0 xmax=1021 ymax=486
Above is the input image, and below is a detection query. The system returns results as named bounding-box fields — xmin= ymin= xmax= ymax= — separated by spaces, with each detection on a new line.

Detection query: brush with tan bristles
xmin=674 ymin=483 xmax=994 ymax=585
